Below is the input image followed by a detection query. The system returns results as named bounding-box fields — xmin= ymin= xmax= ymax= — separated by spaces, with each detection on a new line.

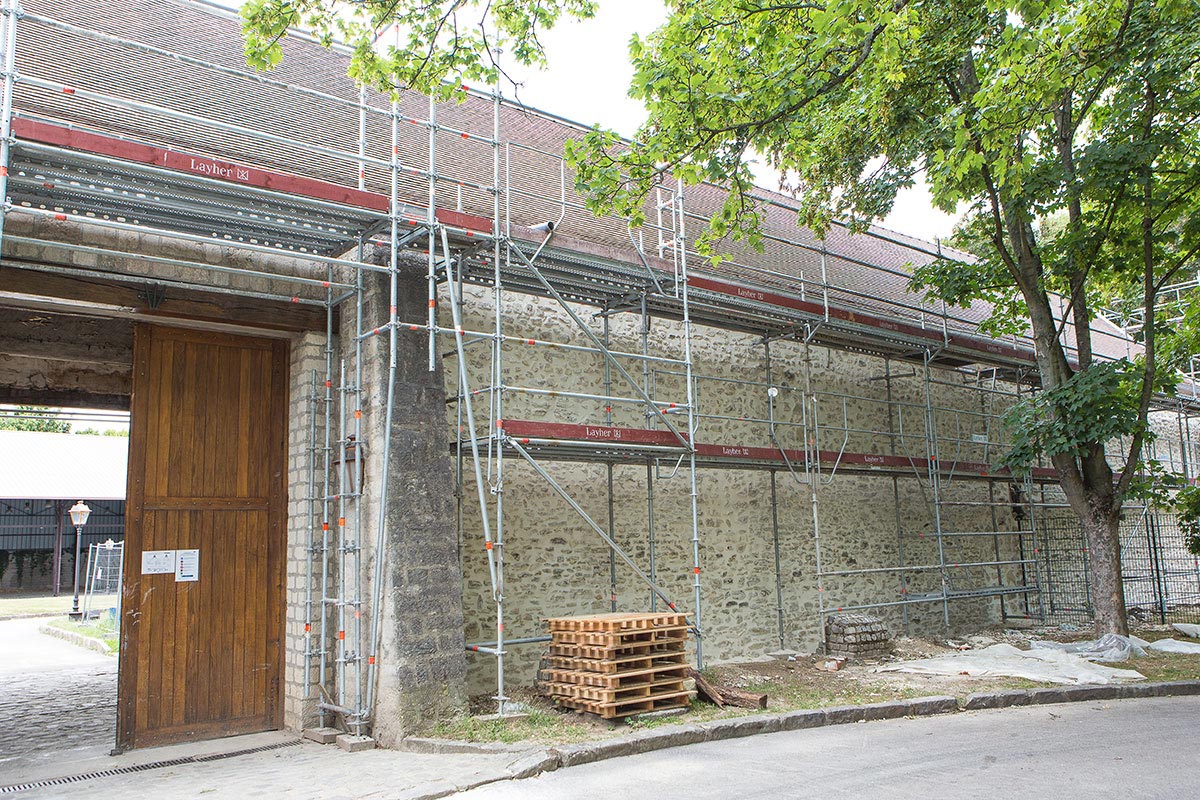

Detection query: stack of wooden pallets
xmin=542 ymin=612 xmax=694 ymax=719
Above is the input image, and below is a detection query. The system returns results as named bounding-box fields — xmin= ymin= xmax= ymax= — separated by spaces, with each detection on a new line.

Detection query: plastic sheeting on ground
xmin=1146 ymin=638 xmax=1200 ymax=654
xmin=1030 ymin=633 xmax=1148 ymax=663
xmin=874 ymin=643 xmax=1146 ymax=685
xmin=1172 ymin=623 xmax=1200 ymax=639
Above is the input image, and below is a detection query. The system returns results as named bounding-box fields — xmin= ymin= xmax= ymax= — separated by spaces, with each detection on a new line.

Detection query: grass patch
xmin=431 ymin=705 xmax=597 ymax=745
xmin=1131 ymin=652 xmax=1200 ymax=682
xmin=0 ymin=593 xmax=118 ymax=619
xmin=47 ymin=615 xmax=120 ymax=654
xmin=432 ymin=630 xmax=1200 ymax=745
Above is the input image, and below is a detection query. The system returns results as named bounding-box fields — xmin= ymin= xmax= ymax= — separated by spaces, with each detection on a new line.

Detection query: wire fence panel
xmin=81 ymin=540 xmax=123 ymax=619
xmin=1036 ymin=512 xmax=1200 ymax=626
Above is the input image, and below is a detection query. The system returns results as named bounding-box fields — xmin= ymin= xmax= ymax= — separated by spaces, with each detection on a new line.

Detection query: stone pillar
xmin=284 ymin=330 xmax=329 ymax=733
xmin=355 ymin=253 xmax=467 ymax=744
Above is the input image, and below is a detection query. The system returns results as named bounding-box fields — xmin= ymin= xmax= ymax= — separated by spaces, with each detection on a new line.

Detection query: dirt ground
xmin=437 ymin=621 xmax=1200 ymax=744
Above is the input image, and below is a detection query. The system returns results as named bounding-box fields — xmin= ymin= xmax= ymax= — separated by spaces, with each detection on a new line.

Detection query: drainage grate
xmin=0 ymin=739 xmax=301 ymax=794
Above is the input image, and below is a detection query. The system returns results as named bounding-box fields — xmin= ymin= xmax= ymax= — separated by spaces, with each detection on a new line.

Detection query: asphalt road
xmin=458 ymin=696 xmax=1200 ymax=800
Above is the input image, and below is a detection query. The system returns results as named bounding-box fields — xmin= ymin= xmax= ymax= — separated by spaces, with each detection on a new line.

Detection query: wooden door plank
xmin=267 ymin=338 xmax=288 ymax=728
xmin=170 ymin=511 xmax=191 ymax=729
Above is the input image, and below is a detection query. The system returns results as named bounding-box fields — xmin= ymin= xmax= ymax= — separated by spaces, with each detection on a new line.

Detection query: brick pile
xmin=824 ymin=612 xmax=892 ymax=660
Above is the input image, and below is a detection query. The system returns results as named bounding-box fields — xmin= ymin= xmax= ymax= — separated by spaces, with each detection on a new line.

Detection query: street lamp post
xmin=68 ymin=500 xmax=91 ymax=621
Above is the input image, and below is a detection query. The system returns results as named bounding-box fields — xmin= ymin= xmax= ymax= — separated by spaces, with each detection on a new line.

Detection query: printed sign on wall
xmin=175 ymin=549 xmax=200 ymax=582
xmin=141 ymin=550 xmax=175 ymax=575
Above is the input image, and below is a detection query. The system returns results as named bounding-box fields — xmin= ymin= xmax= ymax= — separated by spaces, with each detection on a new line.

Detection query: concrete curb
xmin=398 ymin=680 xmax=1200 ymax=798
xmin=394 ymin=748 xmax=561 ymax=800
xmin=961 ymin=679 xmax=1200 ymax=710
xmin=38 ymin=623 xmax=115 ymax=656
xmin=394 ymin=738 xmax=533 ymax=756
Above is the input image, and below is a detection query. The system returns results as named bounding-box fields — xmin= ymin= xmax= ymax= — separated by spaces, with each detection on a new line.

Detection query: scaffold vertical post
xmin=362 ymin=93 xmax=403 ymax=727
xmin=921 ymin=349 xmax=951 ymax=627
xmin=804 ymin=334 xmax=827 ymax=633
xmin=675 ymin=179 xmax=703 ymax=667
xmin=603 ymin=313 xmax=617 ymax=612
xmin=304 ymin=369 xmax=319 ymax=722
xmin=765 ymin=341 xmax=785 ymax=649
xmin=0 ymin=0 xmax=19 ymax=248
xmin=491 ymin=75 xmax=509 ymax=714
xmin=884 ymin=356 xmax=911 ymax=633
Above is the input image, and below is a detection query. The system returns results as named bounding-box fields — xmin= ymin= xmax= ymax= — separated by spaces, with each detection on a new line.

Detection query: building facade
xmin=0 ymin=0 xmax=1196 ymax=750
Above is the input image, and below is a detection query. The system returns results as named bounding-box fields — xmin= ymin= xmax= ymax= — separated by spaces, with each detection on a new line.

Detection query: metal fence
xmin=0 ymin=498 xmax=125 ymax=590
xmin=81 ymin=539 xmax=123 ymax=618
xmin=1037 ymin=511 xmax=1200 ymax=626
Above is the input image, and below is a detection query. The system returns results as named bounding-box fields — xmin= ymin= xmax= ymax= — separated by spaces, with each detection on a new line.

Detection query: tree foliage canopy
xmin=242 ymin=0 xmax=595 ymax=99
xmin=0 ymin=406 xmax=69 ymax=434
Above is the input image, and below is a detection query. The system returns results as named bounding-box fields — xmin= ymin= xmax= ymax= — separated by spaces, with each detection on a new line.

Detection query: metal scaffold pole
xmin=803 ymin=334 xmax=827 ymax=632
xmin=335 ymin=359 xmax=350 ymax=717
xmin=316 ymin=281 xmax=335 ymax=728
xmin=674 ymin=180 xmax=703 ymax=667
xmin=0 ymin=0 xmax=16 ymax=249
xmin=362 ymin=90 xmax=402 ymax=730
xmin=764 ymin=341 xmax=785 ymax=650
xmin=884 ymin=357 xmax=912 ymax=632
xmin=490 ymin=76 xmax=509 ymax=715
xmin=603 ymin=313 xmax=617 ymax=612
xmin=303 ymin=369 xmax=320 ymax=722
xmin=922 ymin=350 xmax=952 ymax=627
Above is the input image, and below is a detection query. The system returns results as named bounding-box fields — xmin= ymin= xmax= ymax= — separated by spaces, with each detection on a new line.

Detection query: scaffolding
xmin=2 ymin=0 xmax=1198 ymax=737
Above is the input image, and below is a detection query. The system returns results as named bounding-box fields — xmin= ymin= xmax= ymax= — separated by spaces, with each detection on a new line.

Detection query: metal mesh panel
xmin=1036 ymin=511 xmax=1200 ymax=626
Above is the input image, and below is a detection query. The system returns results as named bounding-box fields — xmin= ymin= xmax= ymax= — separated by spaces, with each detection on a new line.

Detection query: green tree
xmin=72 ymin=427 xmax=130 ymax=437
xmin=0 ymin=405 xmax=70 ymax=433
xmin=243 ymin=0 xmax=1200 ymax=634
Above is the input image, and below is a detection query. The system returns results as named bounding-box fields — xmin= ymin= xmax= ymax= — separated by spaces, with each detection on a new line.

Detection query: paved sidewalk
xmin=0 ymin=616 xmax=113 ymax=674
xmin=0 ymin=617 xmax=118 ymax=779
xmin=0 ymin=618 xmax=528 ymax=800
xmin=4 ymin=731 xmax=528 ymax=800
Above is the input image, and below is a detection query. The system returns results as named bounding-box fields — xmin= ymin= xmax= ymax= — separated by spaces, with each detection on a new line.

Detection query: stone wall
xmin=342 ymin=256 xmax=468 ymax=743
xmin=448 ymin=286 xmax=1029 ymax=695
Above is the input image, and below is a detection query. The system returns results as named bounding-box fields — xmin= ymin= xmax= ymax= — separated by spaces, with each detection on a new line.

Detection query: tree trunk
xmin=1083 ymin=507 xmax=1128 ymax=636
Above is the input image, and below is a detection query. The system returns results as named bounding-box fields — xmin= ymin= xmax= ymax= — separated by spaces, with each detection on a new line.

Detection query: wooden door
xmin=118 ymin=324 xmax=288 ymax=750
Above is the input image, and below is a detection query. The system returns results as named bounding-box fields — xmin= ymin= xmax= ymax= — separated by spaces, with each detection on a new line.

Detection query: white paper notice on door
xmin=141 ymin=550 xmax=175 ymax=575
xmin=175 ymin=549 xmax=200 ymax=582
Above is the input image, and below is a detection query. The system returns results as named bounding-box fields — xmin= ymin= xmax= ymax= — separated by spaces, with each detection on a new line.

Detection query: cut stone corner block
xmin=336 ymin=733 xmax=377 ymax=752
xmin=302 ymin=727 xmax=341 ymax=744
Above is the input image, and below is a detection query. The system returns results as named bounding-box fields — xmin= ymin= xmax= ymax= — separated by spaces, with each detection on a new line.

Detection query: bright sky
xmin=497 ymin=0 xmax=961 ymax=243
xmin=215 ymin=0 xmax=960 ymax=242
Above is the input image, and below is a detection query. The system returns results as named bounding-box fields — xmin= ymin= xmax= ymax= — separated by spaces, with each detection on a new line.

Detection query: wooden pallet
xmin=544 ymin=662 xmax=689 ymax=688
xmin=545 ymin=677 xmax=688 ymax=703
xmin=553 ymin=690 xmax=694 ymax=719
xmin=549 ymin=627 xmax=689 ymax=646
xmin=546 ymin=612 xmax=689 ymax=633
xmin=542 ymin=612 xmax=693 ymax=719
xmin=550 ymin=641 xmax=685 ymax=660
xmin=546 ymin=651 xmax=688 ymax=674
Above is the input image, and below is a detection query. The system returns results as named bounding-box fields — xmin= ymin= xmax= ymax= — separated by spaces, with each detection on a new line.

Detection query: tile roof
xmin=10 ymin=0 xmax=1145 ymax=369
